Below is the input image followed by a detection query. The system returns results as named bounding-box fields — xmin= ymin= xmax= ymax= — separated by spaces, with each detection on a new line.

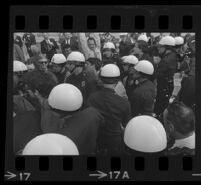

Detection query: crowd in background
xmin=13 ymin=32 xmax=195 ymax=155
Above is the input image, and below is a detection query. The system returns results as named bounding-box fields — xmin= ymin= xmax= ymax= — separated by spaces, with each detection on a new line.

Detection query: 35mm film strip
xmin=5 ymin=5 xmax=201 ymax=181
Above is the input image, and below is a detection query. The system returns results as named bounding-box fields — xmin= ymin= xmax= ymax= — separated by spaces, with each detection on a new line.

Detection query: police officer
xmin=120 ymin=55 xmax=139 ymax=101
xmin=124 ymin=115 xmax=167 ymax=155
xmin=22 ymin=133 xmax=79 ymax=155
xmin=154 ymin=35 xmax=179 ymax=116
xmin=64 ymin=51 xmax=88 ymax=106
xmin=22 ymin=33 xmax=36 ymax=57
xmin=41 ymin=83 xmax=104 ymax=154
xmin=129 ymin=60 xmax=156 ymax=117
xmin=87 ymin=64 xmax=131 ymax=155
xmin=102 ymin=42 xmax=124 ymax=77
xmin=48 ymin=54 xmax=68 ymax=84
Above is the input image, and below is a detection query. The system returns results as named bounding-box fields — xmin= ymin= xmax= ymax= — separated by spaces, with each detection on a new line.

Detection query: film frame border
xmin=5 ymin=5 xmax=201 ymax=181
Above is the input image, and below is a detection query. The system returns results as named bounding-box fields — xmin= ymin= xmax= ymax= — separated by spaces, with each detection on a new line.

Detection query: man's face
xmin=43 ymin=33 xmax=49 ymax=40
xmin=88 ymin=40 xmax=96 ymax=50
xmin=103 ymin=49 xmax=112 ymax=58
xmin=85 ymin=61 xmax=94 ymax=72
xmin=64 ymin=48 xmax=72 ymax=57
xmin=122 ymin=63 xmax=129 ymax=72
xmin=38 ymin=61 xmax=48 ymax=71
xmin=66 ymin=62 xmax=76 ymax=72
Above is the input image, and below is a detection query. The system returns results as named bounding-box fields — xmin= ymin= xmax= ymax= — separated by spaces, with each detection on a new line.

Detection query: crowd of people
xmin=13 ymin=32 xmax=195 ymax=155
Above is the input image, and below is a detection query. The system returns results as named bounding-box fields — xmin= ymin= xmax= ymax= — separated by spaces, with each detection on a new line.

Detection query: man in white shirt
xmin=163 ymin=101 xmax=195 ymax=155
xmin=77 ymin=33 xmax=102 ymax=61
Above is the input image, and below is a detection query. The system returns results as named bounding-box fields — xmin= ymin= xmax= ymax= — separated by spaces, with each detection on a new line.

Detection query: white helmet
xmin=13 ymin=60 xmax=28 ymax=72
xmin=100 ymin=64 xmax=120 ymax=77
xmin=48 ymin=83 xmax=83 ymax=111
xmin=150 ymin=33 xmax=161 ymax=38
xmin=122 ymin=55 xmax=139 ymax=65
xmin=51 ymin=54 xmax=67 ymax=64
xmin=103 ymin=42 xmax=115 ymax=50
xmin=138 ymin=34 xmax=149 ymax=42
xmin=66 ymin=51 xmax=85 ymax=63
xmin=174 ymin=37 xmax=184 ymax=45
xmin=159 ymin=36 xmax=176 ymax=46
xmin=134 ymin=60 xmax=154 ymax=75
xmin=22 ymin=133 xmax=79 ymax=155
xmin=124 ymin=115 xmax=167 ymax=153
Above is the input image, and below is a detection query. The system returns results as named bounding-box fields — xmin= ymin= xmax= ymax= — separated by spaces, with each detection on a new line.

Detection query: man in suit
xmin=60 ymin=33 xmax=79 ymax=55
xmin=40 ymin=33 xmax=59 ymax=61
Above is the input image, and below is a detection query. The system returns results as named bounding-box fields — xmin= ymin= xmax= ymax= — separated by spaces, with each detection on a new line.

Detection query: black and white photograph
xmin=13 ymin=32 xmax=196 ymax=156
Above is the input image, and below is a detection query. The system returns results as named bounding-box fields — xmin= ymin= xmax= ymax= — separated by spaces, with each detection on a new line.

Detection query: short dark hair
xmin=87 ymin=37 xmax=96 ymax=45
xmin=166 ymin=101 xmax=195 ymax=135
xmin=21 ymin=70 xmax=57 ymax=98
xmin=87 ymin=57 xmax=102 ymax=71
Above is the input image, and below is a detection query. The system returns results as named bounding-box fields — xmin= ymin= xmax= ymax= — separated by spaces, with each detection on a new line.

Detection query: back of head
xmin=22 ymin=70 xmax=57 ymax=98
xmin=87 ymin=57 xmax=102 ymax=71
xmin=167 ymin=101 xmax=195 ymax=135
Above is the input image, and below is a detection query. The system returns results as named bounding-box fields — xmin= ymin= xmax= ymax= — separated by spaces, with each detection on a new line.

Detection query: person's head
xmin=87 ymin=37 xmax=96 ymax=50
xmin=66 ymin=51 xmax=85 ymax=75
xmin=50 ymin=54 xmax=67 ymax=73
xmin=121 ymin=55 xmax=139 ymax=73
xmin=132 ymin=41 xmax=149 ymax=57
xmin=34 ymin=56 xmax=49 ymax=71
xmin=99 ymin=64 xmax=120 ymax=88
xmin=48 ymin=83 xmax=83 ymax=113
xmin=64 ymin=32 xmax=72 ymax=39
xmin=86 ymin=58 xmax=102 ymax=73
xmin=103 ymin=42 xmax=115 ymax=58
xmin=43 ymin=33 xmax=49 ymax=40
xmin=63 ymin=45 xmax=72 ymax=58
xmin=22 ymin=133 xmax=79 ymax=155
xmin=21 ymin=70 xmax=58 ymax=99
xmin=163 ymin=101 xmax=195 ymax=139
xmin=133 ymin=60 xmax=154 ymax=80
xmin=158 ymin=36 xmax=176 ymax=55
xmin=124 ymin=115 xmax=167 ymax=154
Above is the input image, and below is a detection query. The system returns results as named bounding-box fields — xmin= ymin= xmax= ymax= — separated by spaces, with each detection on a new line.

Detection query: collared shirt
xmin=169 ymin=132 xmax=195 ymax=150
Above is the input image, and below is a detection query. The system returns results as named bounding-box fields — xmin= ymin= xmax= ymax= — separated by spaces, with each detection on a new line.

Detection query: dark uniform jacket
xmin=40 ymin=38 xmax=59 ymax=61
xmin=41 ymin=107 xmax=104 ymax=155
xmin=131 ymin=79 xmax=156 ymax=117
xmin=156 ymin=50 xmax=179 ymax=81
xmin=14 ymin=111 xmax=42 ymax=154
xmin=65 ymin=71 xmax=88 ymax=106
xmin=87 ymin=87 xmax=131 ymax=153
